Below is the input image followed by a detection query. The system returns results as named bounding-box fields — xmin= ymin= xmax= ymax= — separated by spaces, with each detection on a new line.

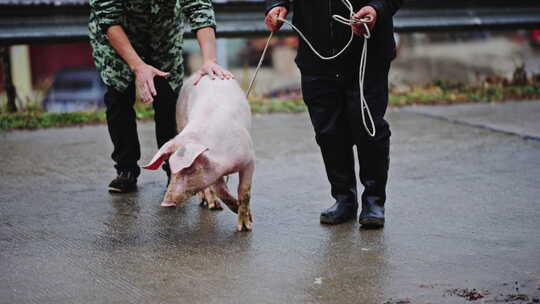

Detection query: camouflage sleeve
xmin=89 ymin=0 xmax=124 ymax=33
xmin=178 ymin=0 xmax=217 ymax=32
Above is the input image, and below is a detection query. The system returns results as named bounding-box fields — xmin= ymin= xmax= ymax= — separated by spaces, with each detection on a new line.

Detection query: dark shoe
xmin=358 ymin=199 xmax=385 ymax=228
xmin=108 ymin=171 xmax=138 ymax=193
xmin=320 ymin=200 xmax=358 ymax=225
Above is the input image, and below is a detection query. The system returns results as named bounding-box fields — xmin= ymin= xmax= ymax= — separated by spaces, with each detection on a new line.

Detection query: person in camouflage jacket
xmin=89 ymin=0 xmax=233 ymax=193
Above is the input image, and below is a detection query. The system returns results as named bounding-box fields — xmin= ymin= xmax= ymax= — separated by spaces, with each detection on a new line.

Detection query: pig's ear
xmin=169 ymin=143 xmax=209 ymax=174
xmin=143 ymin=142 xmax=175 ymax=170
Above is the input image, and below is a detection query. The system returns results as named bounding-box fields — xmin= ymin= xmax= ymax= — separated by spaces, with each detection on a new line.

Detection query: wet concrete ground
xmin=405 ymin=100 xmax=540 ymax=140
xmin=1 ymin=101 xmax=539 ymax=304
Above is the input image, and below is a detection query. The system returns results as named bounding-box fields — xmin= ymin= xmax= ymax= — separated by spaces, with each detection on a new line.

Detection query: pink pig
xmin=144 ymin=75 xmax=255 ymax=231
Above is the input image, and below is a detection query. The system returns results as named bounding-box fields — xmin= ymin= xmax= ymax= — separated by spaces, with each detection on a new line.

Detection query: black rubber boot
xmin=320 ymin=196 xmax=358 ymax=225
xmin=358 ymin=197 xmax=385 ymax=228
xmin=357 ymin=138 xmax=389 ymax=228
xmin=316 ymin=135 xmax=359 ymax=225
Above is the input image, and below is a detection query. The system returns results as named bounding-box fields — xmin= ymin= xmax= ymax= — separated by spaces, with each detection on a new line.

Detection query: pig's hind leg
xmin=214 ymin=177 xmax=239 ymax=214
xmin=237 ymin=161 xmax=254 ymax=232
xmin=199 ymin=186 xmax=223 ymax=210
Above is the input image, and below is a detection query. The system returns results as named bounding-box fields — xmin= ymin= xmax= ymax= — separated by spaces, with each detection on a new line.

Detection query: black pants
xmin=301 ymin=60 xmax=391 ymax=206
xmin=103 ymin=77 xmax=178 ymax=176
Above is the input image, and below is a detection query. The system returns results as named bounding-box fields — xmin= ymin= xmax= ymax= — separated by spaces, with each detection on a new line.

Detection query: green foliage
xmin=0 ymin=111 xmax=107 ymax=130
xmin=248 ymin=97 xmax=306 ymax=113
xmin=389 ymin=83 xmax=540 ymax=106
xmin=432 ymin=80 xmax=465 ymax=92
xmin=134 ymin=104 xmax=155 ymax=120
xmin=1 ymin=83 xmax=539 ymax=131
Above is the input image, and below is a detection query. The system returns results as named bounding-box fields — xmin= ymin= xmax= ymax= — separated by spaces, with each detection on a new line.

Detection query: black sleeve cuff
xmin=367 ymin=0 xmax=385 ymax=18
xmin=367 ymin=0 xmax=403 ymax=18
xmin=265 ymin=0 xmax=289 ymax=15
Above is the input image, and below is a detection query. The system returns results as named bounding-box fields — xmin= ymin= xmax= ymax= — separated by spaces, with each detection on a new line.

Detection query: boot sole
xmin=359 ymin=217 xmax=385 ymax=228
xmin=320 ymin=215 xmax=356 ymax=225
xmin=108 ymin=186 xmax=137 ymax=193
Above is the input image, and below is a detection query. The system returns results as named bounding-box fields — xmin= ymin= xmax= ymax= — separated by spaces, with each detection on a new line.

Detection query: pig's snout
xmin=161 ymin=201 xmax=176 ymax=208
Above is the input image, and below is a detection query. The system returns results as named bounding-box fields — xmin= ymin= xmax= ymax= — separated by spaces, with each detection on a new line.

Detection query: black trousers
xmin=301 ymin=59 xmax=391 ymax=207
xmin=103 ymin=77 xmax=178 ymax=176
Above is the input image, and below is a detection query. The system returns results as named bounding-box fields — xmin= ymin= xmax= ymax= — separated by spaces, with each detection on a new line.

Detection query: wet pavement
xmin=1 ymin=101 xmax=539 ymax=304
xmin=405 ymin=100 xmax=540 ymax=140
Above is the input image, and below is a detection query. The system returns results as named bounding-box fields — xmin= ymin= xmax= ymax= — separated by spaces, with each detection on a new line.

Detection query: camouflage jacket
xmin=89 ymin=0 xmax=216 ymax=93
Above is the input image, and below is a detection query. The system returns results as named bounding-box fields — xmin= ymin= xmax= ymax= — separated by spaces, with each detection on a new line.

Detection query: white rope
xmin=246 ymin=31 xmax=274 ymax=98
xmin=246 ymin=0 xmax=376 ymax=137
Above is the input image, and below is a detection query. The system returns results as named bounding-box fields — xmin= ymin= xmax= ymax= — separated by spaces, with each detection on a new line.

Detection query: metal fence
xmin=1 ymin=0 xmax=539 ymax=112
xmin=0 ymin=0 xmax=539 ymax=45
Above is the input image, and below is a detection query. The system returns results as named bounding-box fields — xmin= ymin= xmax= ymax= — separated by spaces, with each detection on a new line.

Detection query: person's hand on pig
xmin=194 ymin=60 xmax=234 ymax=86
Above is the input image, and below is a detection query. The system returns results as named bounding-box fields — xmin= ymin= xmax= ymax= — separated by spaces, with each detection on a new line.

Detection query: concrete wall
xmin=10 ymin=45 xmax=32 ymax=104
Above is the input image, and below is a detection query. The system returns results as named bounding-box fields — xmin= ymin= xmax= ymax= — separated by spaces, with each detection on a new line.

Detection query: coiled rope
xmin=247 ymin=0 xmax=376 ymax=137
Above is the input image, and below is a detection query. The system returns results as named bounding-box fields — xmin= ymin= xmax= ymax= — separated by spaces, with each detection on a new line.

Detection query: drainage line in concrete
xmin=407 ymin=110 xmax=540 ymax=142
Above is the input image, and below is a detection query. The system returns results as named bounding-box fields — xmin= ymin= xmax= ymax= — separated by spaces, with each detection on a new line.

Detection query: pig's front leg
xmin=199 ymin=186 xmax=223 ymax=210
xmin=237 ymin=161 xmax=254 ymax=231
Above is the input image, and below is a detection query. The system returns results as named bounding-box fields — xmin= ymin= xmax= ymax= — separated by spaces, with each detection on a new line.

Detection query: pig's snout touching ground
xmin=160 ymin=174 xmax=197 ymax=208
xmin=143 ymin=141 xmax=209 ymax=208
xmin=161 ymin=201 xmax=177 ymax=208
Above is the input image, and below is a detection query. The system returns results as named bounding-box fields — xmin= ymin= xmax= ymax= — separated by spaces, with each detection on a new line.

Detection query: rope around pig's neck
xmin=246 ymin=0 xmax=376 ymax=137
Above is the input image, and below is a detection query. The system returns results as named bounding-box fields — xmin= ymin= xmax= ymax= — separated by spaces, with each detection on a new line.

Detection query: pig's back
xmin=176 ymin=76 xmax=253 ymax=166
xmin=177 ymin=76 xmax=251 ymax=131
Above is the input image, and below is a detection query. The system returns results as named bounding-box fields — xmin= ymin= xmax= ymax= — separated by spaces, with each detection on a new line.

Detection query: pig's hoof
xmin=237 ymin=222 xmax=252 ymax=232
xmin=237 ymin=211 xmax=253 ymax=232
xmin=208 ymin=201 xmax=223 ymax=211
xmin=161 ymin=201 xmax=176 ymax=208
xmin=199 ymin=200 xmax=223 ymax=211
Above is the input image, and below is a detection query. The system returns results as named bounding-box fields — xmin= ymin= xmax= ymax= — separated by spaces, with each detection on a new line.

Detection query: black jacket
xmin=265 ymin=0 xmax=403 ymax=75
